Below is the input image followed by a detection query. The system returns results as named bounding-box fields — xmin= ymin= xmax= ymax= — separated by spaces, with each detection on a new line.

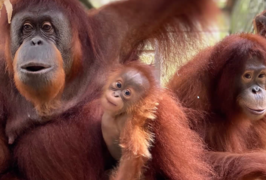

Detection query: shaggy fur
xmin=0 ymin=0 xmax=218 ymax=179
xmin=168 ymin=34 xmax=266 ymax=179
xmin=105 ymin=63 xmax=212 ymax=180
xmin=104 ymin=63 xmax=159 ymax=180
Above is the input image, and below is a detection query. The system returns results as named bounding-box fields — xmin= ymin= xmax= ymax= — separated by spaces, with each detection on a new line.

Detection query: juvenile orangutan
xmin=101 ymin=62 xmax=212 ymax=180
xmin=101 ymin=63 xmax=158 ymax=180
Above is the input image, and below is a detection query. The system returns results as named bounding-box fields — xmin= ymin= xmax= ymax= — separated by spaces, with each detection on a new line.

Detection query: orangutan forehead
xmin=235 ymin=56 xmax=266 ymax=73
xmin=118 ymin=69 xmax=150 ymax=91
xmin=13 ymin=6 xmax=67 ymax=24
xmin=245 ymin=57 xmax=266 ymax=69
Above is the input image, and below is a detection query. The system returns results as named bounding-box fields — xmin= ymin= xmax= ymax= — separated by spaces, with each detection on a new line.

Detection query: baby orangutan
xmin=101 ymin=63 xmax=159 ymax=180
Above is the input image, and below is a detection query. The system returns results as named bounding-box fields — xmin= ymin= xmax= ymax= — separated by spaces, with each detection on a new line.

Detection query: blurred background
xmin=79 ymin=0 xmax=266 ymax=84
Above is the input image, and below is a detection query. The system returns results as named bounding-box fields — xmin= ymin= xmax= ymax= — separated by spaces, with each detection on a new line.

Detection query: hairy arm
xmin=111 ymin=124 xmax=152 ymax=180
xmin=208 ymin=151 xmax=266 ymax=180
xmin=148 ymin=91 xmax=212 ymax=180
xmin=90 ymin=0 xmax=219 ymax=62
xmin=105 ymin=114 xmax=152 ymax=180
xmin=111 ymin=155 xmax=147 ymax=180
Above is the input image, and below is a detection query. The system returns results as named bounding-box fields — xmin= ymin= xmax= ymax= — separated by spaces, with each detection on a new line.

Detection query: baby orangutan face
xmin=101 ymin=68 xmax=150 ymax=115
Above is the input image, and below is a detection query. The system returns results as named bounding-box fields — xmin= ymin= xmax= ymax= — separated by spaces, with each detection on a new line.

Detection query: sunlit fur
xmin=168 ymin=34 xmax=266 ymax=180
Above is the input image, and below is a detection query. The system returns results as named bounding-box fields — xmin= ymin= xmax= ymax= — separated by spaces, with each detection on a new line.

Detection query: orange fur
xmin=104 ymin=63 xmax=212 ymax=180
xmin=146 ymin=91 xmax=213 ymax=180
xmin=103 ymin=63 xmax=159 ymax=180
xmin=13 ymin=45 xmax=65 ymax=115
xmin=67 ymin=29 xmax=82 ymax=80
xmin=168 ymin=34 xmax=266 ymax=179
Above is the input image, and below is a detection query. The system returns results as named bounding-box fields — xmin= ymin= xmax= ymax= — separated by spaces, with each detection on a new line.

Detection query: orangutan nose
xmin=252 ymin=86 xmax=261 ymax=94
xmin=113 ymin=91 xmax=120 ymax=98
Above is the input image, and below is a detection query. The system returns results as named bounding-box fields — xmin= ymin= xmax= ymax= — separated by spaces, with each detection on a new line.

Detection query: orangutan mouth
xmin=21 ymin=62 xmax=52 ymax=74
xmin=106 ymin=98 xmax=117 ymax=106
xmin=246 ymin=107 xmax=266 ymax=115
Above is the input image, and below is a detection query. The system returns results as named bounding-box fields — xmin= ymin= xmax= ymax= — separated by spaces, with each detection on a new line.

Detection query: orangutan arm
xmin=91 ymin=0 xmax=219 ymax=62
xmin=208 ymin=151 xmax=266 ymax=180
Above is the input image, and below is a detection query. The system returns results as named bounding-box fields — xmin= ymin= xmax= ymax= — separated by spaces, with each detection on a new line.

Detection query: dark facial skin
xmin=101 ymin=69 xmax=150 ymax=115
xmin=11 ymin=4 xmax=71 ymax=90
xmin=237 ymin=57 xmax=266 ymax=120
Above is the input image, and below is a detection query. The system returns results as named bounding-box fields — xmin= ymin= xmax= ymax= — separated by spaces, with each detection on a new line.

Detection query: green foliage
xmin=79 ymin=0 xmax=94 ymax=9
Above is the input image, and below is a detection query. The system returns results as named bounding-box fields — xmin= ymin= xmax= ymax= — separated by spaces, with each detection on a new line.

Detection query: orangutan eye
xmin=244 ymin=73 xmax=251 ymax=79
xmin=124 ymin=89 xmax=131 ymax=96
xmin=42 ymin=22 xmax=53 ymax=33
xmin=22 ymin=22 xmax=33 ymax=34
xmin=258 ymin=73 xmax=265 ymax=78
xmin=112 ymin=81 xmax=122 ymax=89
xmin=116 ymin=81 xmax=122 ymax=88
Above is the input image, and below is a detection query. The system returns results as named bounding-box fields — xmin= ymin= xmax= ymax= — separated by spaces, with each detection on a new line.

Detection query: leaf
xmin=0 ymin=0 xmax=13 ymax=24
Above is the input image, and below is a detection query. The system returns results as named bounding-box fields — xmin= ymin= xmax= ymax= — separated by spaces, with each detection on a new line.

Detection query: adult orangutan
xmin=0 ymin=0 xmax=218 ymax=179
xmin=168 ymin=34 xmax=266 ymax=180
